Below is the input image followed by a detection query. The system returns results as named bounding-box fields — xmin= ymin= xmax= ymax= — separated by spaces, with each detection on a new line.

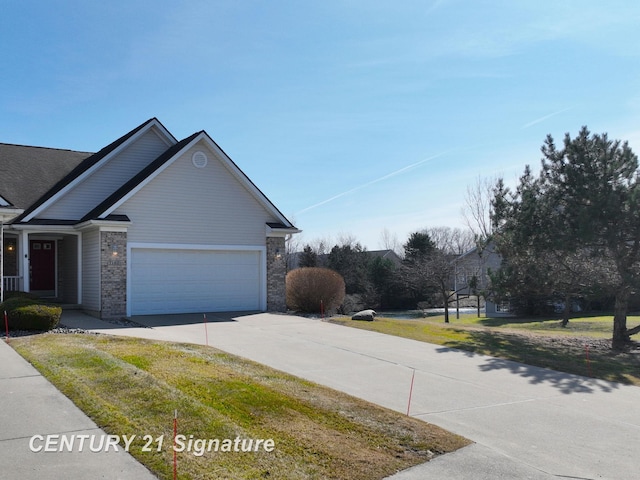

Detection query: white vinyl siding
xmin=129 ymin=247 xmax=263 ymax=315
xmin=81 ymin=229 xmax=100 ymax=311
xmin=39 ymin=129 xmax=173 ymax=220
xmin=114 ymin=141 xmax=278 ymax=245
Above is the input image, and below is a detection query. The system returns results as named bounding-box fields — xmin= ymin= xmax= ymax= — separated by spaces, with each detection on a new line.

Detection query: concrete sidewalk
xmin=53 ymin=312 xmax=640 ymax=478
xmin=0 ymin=336 xmax=157 ymax=479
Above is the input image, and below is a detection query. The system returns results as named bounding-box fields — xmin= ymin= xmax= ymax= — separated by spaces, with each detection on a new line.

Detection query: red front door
xmin=30 ymin=240 xmax=56 ymax=291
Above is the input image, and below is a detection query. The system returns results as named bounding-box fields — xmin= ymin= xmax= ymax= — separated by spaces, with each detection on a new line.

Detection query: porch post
xmin=77 ymin=232 xmax=82 ymax=305
xmin=21 ymin=232 xmax=29 ymax=292
xmin=1 ymin=220 xmax=4 ymax=303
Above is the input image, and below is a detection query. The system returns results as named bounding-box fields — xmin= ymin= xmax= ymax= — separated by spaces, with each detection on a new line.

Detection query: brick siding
xmin=100 ymin=231 xmax=127 ymax=319
xmin=266 ymin=237 xmax=286 ymax=312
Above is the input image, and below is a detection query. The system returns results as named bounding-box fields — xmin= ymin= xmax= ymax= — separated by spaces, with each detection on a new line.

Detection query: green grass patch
xmin=11 ymin=334 xmax=469 ymax=480
xmin=474 ymin=314 xmax=626 ymax=337
xmin=330 ymin=315 xmax=640 ymax=386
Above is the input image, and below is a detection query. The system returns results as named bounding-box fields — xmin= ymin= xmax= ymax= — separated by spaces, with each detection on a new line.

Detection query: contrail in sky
xmin=296 ymin=150 xmax=450 ymax=215
xmin=521 ymin=107 xmax=573 ymax=129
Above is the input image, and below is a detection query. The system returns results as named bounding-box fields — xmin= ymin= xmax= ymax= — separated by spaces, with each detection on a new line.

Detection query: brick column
xmin=266 ymin=237 xmax=286 ymax=312
xmin=100 ymin=231 xmax=127 ymax=319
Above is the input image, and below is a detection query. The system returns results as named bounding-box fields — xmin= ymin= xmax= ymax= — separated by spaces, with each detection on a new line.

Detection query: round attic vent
xmin=192 ymin=151 xmax=208 ymax=168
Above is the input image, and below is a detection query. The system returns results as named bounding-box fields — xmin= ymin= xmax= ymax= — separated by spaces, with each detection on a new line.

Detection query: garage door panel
xmin=131 ymin=249 xmax=261 ymax=315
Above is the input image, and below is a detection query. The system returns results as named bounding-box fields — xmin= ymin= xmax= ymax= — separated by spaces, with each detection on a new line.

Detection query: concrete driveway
xmin=61 ymin=310 xmax=639 ymax=479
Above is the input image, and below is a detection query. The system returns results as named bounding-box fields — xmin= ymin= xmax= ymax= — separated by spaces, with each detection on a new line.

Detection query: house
xmin=367 ymin=249 xmax=403 ymax=267
xmin=0 ymin=118 xmax=299 ymax=318
xmin=453 ymin=241 xmax=513 ymax=316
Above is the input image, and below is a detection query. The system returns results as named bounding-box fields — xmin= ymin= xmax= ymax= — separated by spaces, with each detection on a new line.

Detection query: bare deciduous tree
xmin=462 ymin=175 xmax=497 ymax=242
xmin=426 ymin=226 xmax=475 ymax=255
xmin=379 ymin=227 xmax=403 ymax=257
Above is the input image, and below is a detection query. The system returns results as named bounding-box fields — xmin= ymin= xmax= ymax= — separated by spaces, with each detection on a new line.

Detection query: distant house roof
xmin=0 ymin=143 xmax=92 ymax=209
xmin=367 ymin=249 xmax=403 ymax=265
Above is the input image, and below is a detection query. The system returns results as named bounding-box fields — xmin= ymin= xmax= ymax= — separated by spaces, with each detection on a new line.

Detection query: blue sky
xmin=3 ymin=1 xmax=640 ymax=250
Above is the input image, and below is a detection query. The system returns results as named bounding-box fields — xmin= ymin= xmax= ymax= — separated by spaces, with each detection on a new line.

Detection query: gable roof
xmin=4 ymin=119 xmax=297 ymax=231
xmin=0 ymin=143 xmax=92 ymax=209
xmin=368 ymin=249 xmax=403 ymax=265
xmin=80 ymin=131 xmax=202 ymax=222
xmin=82 ymin=130 xmax=297 ymax=229
xmin=14 ymin=118 xmax=176 ymax=224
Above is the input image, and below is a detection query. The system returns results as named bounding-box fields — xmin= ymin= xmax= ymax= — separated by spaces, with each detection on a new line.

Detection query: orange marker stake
xmin=406 ymin=368 xmax=416 ymax=416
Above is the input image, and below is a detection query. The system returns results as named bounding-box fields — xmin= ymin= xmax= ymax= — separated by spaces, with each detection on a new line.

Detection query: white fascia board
xmin=97 ymin=131 xmax=294 ymax=228
xmin=266 ymin=225 xmax=302 ymax=237
xmin=22 ymin=119 xmax=176 ymax=223
xmin=149 ymin=120 xmax=178 ymax=146
xmin=74 ymin=219 xmax=131 ymax=232
xmin=202 ymin=135 xmax=294 ymax=227
xmin=8 ymin=224 xmax=77 ymax=232
xmin=0 ymin=207 xmax=24 ymax=222
xmin=97 ymin=132 xmax=208 ymax=219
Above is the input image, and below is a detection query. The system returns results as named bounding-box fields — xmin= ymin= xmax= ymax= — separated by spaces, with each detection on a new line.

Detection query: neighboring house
xmin=0 ymin=118 xmax=299 ymax=318
xmin=367 ymin=249 xmax=403 ymax=267
xmin=453 ymin=241 xmax=513 ymax=316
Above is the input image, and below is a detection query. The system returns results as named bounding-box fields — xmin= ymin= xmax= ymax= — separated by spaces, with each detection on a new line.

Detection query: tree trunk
xmin=612 ymin=288 xmax=631 ymax=350
xmin=561 ymin=294 xmax=571 ymax=327
xmin=443 ymin=290 xmax=450 ymax=323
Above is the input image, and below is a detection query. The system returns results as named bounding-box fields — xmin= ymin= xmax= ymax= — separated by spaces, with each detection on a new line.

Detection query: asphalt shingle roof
xmin=0 ymin=143 xmax=92 ymax=209
xmin=12 ymin=118 xmax=161 ymax=223
xmin=1 ymin=118 xmax=296 ymax=231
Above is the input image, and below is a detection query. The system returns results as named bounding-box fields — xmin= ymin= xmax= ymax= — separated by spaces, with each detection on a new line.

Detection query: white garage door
xmin=130 ymin=248 xmax=262 ymax=315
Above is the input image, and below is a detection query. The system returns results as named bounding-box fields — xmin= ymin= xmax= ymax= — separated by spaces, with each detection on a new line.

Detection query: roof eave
xmin=94 ymin=131 xmax=297 ymax=230
xmin=0 ymin=207 xmax=24 ymax=223
xmin=74 ymin=218 xmax=132 ymax=231
xmin=266 ymin=223 xmax=301 ymax=237
xmin=18 ymin=118 xmax=176 ymax=223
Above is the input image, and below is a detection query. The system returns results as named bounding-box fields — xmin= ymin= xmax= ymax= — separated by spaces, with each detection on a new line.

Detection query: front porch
xmin=2 ymin=230 xmax=81 ymax=304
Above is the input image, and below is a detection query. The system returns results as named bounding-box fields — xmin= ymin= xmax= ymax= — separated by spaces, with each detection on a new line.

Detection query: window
xmin=496 ymin=300 xmax=511 ymax=313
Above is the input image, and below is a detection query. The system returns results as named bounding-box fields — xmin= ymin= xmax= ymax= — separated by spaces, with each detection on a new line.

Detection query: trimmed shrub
xmin=1 ymin=297 xmax=61 ymax=331
xmin=286 ymin=267 xmax=346 ymax=314
xmin=9 ymin=304 xmax=61 ymax=331
xmin=1 ymin=296 xmax=39 ymax=312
